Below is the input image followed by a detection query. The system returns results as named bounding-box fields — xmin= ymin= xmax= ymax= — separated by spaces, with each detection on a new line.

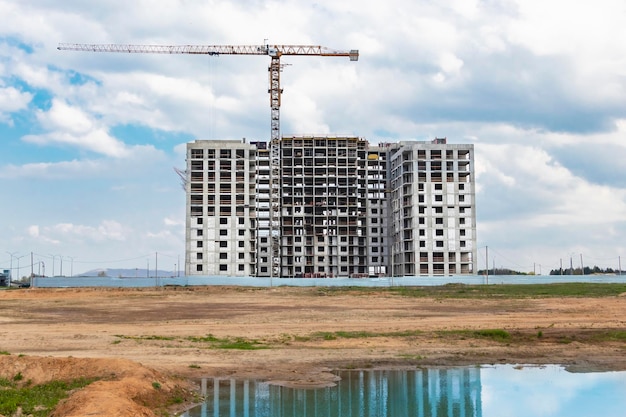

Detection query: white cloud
xmin=146 ymin=230 xmax=175 ymax=239
xmin=0 ymin=159 xmax=103 ymax=179
xmin=27 ymin=225 xmax=39 ymax=238
xmin=0 ymin=144 xmax=166 ymax=179
xmin=22 ymin=99 xmax=130 ymax=157
xmin=0 ymin=85 xmax=32 ymax=115
xmin=506 ymin=0 xmax=626 ymax=105
xmin=29 ymin=220 xmax=129 ymax=244
xmin=164 ymin=217 xmax=183 ymax=227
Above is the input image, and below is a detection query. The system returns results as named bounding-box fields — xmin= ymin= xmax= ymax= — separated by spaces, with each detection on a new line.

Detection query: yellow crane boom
xmin=58 ymin=42 xmax=359 ymax=279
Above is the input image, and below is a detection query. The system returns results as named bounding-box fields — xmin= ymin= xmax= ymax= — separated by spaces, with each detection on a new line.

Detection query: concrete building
xmin=185 ymin=136 xmax=476 ymax=277
xmin=279 ymin=136 xmax=370 ymax=278
xmin=185 ymin=140 xmax=258 ymax=276
xmin=388 ymin=139 xmax=476 ymax=276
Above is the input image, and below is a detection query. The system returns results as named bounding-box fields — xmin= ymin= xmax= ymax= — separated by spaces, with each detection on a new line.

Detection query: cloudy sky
xmin=1 ymin=0 xmax=625 ymax=276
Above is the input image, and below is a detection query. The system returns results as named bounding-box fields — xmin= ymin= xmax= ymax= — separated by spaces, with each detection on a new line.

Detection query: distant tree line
xmin=549 ymin=266 xmax=622 ymax=275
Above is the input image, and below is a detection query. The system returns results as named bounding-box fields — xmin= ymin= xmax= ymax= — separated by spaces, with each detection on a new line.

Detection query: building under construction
xmin=185 ymin=136 xmax=476 ymax=277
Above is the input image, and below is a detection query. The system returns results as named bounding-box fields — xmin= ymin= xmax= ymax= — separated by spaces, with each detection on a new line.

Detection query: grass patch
xmin=114 ymin=335 xmax=176 ymax=341
xmin=186 ymin=334 xmax=266 ymax=350
xmin=388 ymin=283 xmax=626 ymax=299
xmin=217 ymin=338 xmax=264 ymax=350
xmin=186 ymin=335 xmax=220 ymax=343
xmin=590 ymin=330 xmax=626 ymax=342
xmin=115 ymin=333 xmax=267 ymax=350
xmin=439 ymin=329 xmax=511 ymax=343
xmin=314 ymin=283 xmax=626 ymax=299
xmin=473 ymin=329 xmax=511 ymax=341
xmin=310 ymin=329 xmax=423 ymax=341
xmin=398 ymin=354 xmax=426 ymax=360
xmin=0 ymin=350 xmax=10 ymax=355
xmin=0 ymin=377 xmax=97 ymax=417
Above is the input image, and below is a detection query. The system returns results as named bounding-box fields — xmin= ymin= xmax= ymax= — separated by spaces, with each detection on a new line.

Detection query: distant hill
xmin=77 ymin=268 xmax=181 ymax=278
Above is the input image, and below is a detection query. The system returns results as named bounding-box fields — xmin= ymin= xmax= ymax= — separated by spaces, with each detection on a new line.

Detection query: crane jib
xmin=57 ymin=43 xmax=358 ymax=59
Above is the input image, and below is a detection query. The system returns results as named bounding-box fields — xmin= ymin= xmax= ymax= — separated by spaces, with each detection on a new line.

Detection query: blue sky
xmin=1 ymin=0 xmax=625 ymax=276
xmin=482 ymin=365 xmax=626 ymax=416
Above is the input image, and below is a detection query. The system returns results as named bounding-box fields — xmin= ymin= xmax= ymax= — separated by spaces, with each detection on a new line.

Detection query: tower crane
xmin=58 ymin=42 xmax=359 ymax=278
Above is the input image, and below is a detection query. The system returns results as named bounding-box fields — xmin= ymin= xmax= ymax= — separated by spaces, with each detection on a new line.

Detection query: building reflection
xmin=190 ymin=368 xmax=482 ymax=417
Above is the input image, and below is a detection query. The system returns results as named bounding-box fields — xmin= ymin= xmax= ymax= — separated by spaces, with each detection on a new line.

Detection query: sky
xmin=1 ymin=0 xmax=625 ymax=276
xmin=482 ymin=365 xmax=626 ymax=416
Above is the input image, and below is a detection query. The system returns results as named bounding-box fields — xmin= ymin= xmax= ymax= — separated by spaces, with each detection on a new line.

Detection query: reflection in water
xmin=184 ymin=366 xmax=626 ymax=416
xmin=185 ymin=368 xmax=482 ymax=417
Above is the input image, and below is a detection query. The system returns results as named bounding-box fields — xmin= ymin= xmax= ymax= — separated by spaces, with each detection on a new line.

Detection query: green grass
xmin=186 ymin=334 xmax=266 ymax=350
xmin=186 ymin=335 xmax=220 ymax=343
xmin=438 ymin=329 xmax=511 ymax=342
xmin=311 ymin=329 xmax=423 ymax=341
xmin=590 ymin=330 xmax=626 ymax=342
xmin=0 ymin=377 xmax=96 ymax=417
xmin=388 ymin=283 xmax=626 ymax=298
xmin=113 ymin=335 xmax=176 ymax=341
xmin=471 ymin=329 xmax=511 ymax=341
xmin=313 ymin=283 xmax=626 ymax=299
xmin=114 ymin=334 xmax=267 ymax=350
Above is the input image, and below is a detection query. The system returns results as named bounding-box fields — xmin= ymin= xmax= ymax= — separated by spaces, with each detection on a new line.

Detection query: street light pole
xmin=50 ymin=254 xmax=56 ymax=277
xmin=68 ymin=257 xmax=74 ymax=277
xmin=16 ymin=254 xmax=26 ymax=284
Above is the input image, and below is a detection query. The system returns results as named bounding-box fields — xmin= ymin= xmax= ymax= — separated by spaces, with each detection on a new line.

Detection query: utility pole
xmin=580 ymin=253 xmax=584 ymax=275
xmin=560 ymin=258 xmax=563 ymax=275
xmin=485 ymin=246 xmax=489 ymax=284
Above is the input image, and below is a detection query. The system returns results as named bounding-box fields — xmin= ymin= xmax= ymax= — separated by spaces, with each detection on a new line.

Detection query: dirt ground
xmin=0 ymin=286 xmax=625 ymax=416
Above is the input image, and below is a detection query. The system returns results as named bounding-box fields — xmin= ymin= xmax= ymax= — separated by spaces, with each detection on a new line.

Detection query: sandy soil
xmin=0 ymin=286 xmax=625 ymax=416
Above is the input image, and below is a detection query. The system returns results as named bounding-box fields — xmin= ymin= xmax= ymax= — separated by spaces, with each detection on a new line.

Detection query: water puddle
xmin=183 ymin=365 xmax=626 ymax=416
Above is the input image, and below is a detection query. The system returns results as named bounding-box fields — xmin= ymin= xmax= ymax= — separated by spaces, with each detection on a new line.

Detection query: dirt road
xmin=1 ymin=286 xmax=625 ymax=415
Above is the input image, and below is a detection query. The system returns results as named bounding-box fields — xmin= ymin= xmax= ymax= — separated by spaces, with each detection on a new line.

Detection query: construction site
xmin=58 ymin=42 xmax=476 ymax=278
xmin=184 ymin=136 xmax=475 ymax=278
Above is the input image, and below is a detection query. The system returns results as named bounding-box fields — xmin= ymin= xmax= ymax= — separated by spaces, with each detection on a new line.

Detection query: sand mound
xmin=0 ymin=356 xmax=194 ymax=417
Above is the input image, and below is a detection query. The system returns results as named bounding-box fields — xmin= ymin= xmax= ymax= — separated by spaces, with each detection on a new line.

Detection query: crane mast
xmin=58 ymin=42 xmax=359 ymax=279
